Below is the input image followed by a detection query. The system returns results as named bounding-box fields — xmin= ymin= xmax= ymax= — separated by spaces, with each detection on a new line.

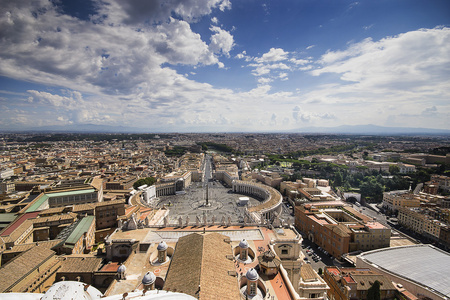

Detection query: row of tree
xmin=133 ymin=177 xmax=156 ymax=189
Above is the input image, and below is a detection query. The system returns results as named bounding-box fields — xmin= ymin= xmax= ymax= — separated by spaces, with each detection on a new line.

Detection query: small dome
xmin=117 ymin=264 xmax=126 ymax=273
xmin=157 ymin=241 xmax=168 ymax=251
xmin=246 ymin=268 xmax=259 ymax=281
xmin=239 ymin=239 xmax=249 ymax=249
xmin=142 ymin=271 xmax=156 ymax=285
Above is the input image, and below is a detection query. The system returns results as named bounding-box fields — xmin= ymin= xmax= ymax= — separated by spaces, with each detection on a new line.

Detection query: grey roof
xmin=358 ymin=244 xmax=450 ymax=298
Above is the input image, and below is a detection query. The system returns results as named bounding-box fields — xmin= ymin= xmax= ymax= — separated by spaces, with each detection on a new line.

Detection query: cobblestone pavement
xmin=157 ymin=180 xmax=262 ymax=223
xmin=143 ymin=227 xmax=264 ymax=243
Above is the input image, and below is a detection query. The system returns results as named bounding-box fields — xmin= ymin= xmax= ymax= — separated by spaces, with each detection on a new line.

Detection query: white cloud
xmin=313 ymin=27 xmax=450 ymax=95
xmin=279 ymin=73 xmax=288 ymax=81
xmin=289 ymin=58 xmax=309 ymax=65
xmin=28 ymin=90 xmax=80 ymax=108
xmin=211 ymin=17 xmax=218 ymax=24
xmin=95 ymin=0 xmax=231 ymax=25
xmin=209 ymin=26 xmax=235 ymax=56
xmin=0 ymin=0 xmax=448 ymax=131
xmin=256 ymin=48 xmax=289 ymax=63
xmin=257 ymin=77 xmax=272 ymax=84
xmin=241 ymin=48 xmax=311 ymax=81
xmin=0 ymin=0 xmax=232 ymax=100
xmin=219 ymin=0 xmax=232 ymax=11
xmin=250 ymin=62 xmax=290 ymax=77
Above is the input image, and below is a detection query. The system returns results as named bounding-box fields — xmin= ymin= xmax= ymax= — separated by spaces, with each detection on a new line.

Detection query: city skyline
xmin=0 ymin=0 xmax=449 ymax=132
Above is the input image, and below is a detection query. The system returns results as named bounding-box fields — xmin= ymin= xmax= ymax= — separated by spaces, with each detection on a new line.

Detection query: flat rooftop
xmin=358 ymin=244 xmax=450 ymax=298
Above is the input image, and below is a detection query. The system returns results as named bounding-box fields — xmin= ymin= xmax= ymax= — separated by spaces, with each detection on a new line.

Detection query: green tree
xmin=389 ymin=164 xmax=400 ymax=175
xmin=367 ymin=280 xmax=381 ymax=300
xmin=133 ymin=177 xmax=156 ymax=189
xmin=334 ymin=171 xmax=343 ymax=187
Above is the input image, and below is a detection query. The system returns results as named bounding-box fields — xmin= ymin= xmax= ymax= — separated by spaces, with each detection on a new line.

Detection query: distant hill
xmin=2 ymin=123 xmax=449 ymax=135
xmin=288 ymin=124 xmax=450 ymax=135
xmin=2 ymin=124 xmax=151 ymax=133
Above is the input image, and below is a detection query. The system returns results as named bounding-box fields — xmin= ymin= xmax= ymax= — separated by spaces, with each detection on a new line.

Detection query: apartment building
xmin=382 ymin=190 xmax=420 ymax=212
xmin=0 ymin=245 xmax=61 ymax=293
xmin=104 ymin=176 xmax=136 ymax=190
xmin=295 ymin=202 xmax=390 ymax=258
xmin=324 ymin=267 xmax=396 ymax=300
xmin=397 ymin=207 xmax=446 ymax=243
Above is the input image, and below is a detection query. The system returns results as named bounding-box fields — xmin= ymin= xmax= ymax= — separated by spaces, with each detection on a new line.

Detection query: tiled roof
xmin=38 ymin=207 xmax=67 ymax=215
xmin=1 ymin=212 xmax=39 ymax=236
xmin=0 ymin=246 xmax=56 ymax=292
xmin=351 ymin=273 xmax=395 ymax=291
xmin=301 ymin=263 xmax=319 ymax=282
xmin=164 ymin=232 xmax=240 ymax=300
xmin=58 ymin=256 xmax=102 ymax=273
xmin=31 ymin=213 xmax=77 ymax=225
xmin=2 ymin=239 xmax=63 ymax=254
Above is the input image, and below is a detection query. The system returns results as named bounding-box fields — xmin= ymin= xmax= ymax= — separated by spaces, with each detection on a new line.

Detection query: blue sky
xmin=0 ymin=0 xmax=449 ymax=132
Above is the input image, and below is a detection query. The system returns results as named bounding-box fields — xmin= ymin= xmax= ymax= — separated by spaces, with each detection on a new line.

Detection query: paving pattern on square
xmin=156 ymin=181 xmax=263 ymax=223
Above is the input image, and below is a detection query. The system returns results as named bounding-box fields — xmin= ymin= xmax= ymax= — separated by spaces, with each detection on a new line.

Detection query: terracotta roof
xmin=0 ymin=212 xmax=39 ymax=236
xmin=258 ymin=250 xmax=281 ymax=269
xmin=301 ymin=263 xmax=319 ymax=282
xmin=31 ymin=213 xmax=77 ymax=225
xmin=164 ymin=232 xmax=240 ymax=300
xmin=72 ymin=203 xmax=96 ymax=212
xmin=94 ymin=199 xmax=126 ymax=207
xmin=90 ymin=177 xmax=103 ymax=191
xmin=2 ymin=239 xmax=63 ymax=254
xmin=6 ymin=219 xmax=34 ymax=242
xmin=72 ymin=199 xmax=125 ymax=212
xmin=58 ymin=256 xmax=102 ymax=273
xmin=38 ymin=207 xmax=67 ymax=216
xmin=324 ymin=223 xmax=351 ymax=237
xmin=0 ymin=246 xmax=56 ymax=292
xmin=351 ymin=273 xmax=396 ymax=291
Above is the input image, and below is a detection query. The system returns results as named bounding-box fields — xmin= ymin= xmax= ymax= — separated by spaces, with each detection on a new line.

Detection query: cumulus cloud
xmin=95 ymin=0 xmax=232 ymax=25
xmin=314 ymin=27 xmax=450 ymax=93
xmin=209 ymin=26 xmax=235 ymax=56
xmin=0 ymin=0 xmax=448 ymax=131
xmin=240 ymin=48 xmax=312 ymax=82
xmin=297 ymin=27 xmax=450 ymax=128
xmin=289 ymin=58 xmax=309 ymax=65
xmin=219 ymin=0 xmax=232 ymax=11
xmin=28 ymin=90 xmax=81 ymax=108
xmin=257 ymin=77 xmax=272 ymax=84
xmin=0 ymin=0 xmax=232 ymax=99
xmin=256 ymin=48 xmax=289 ymax=63
xmin=279 ymin=73 xmax=288 ymax=80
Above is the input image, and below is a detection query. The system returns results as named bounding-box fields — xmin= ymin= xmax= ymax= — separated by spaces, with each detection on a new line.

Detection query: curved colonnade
xmin=232 ymin=180 xmax=283 ymax=223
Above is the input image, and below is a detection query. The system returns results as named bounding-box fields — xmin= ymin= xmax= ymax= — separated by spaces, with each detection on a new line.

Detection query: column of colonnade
xmin=156 ymin=184 xmax=176 ymax=197
xmin=232 ymin=181 xmax=269 ymax=201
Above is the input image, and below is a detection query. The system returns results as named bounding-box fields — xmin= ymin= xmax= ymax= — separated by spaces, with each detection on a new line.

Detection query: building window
xmin=250 ymin=282 xmax=257 ymax=295
xmin=281 ymin=249 xmax=288 ymax=255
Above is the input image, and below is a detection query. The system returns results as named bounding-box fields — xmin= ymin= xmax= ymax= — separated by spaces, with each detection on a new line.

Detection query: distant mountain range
xmin=287 ymin=124 xmax=450 ymax=135
xmin=2 ymin=123 xmax=449 ymax=135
